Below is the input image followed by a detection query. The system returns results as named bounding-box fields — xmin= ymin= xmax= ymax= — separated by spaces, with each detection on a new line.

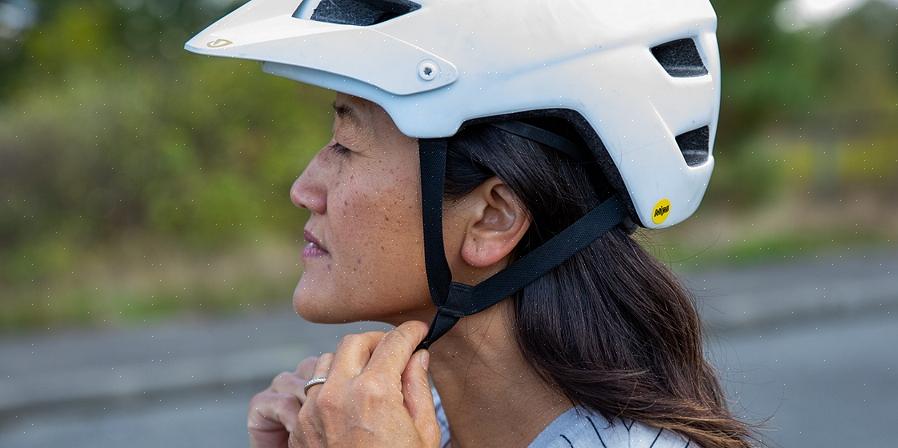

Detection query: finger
xmin=303 ymin=352 xmax=334 ymax=403
xmin=248 ymin=390 xmax=301 ymax=435
xmin=364 ymin=320 xmax=429 ymax=379
xmin=271 ymin=371 xmax=311 ymax=404
xmin=293 ymin=355 xmax=333 ymax=448
xmin=295 ymin=356 xmax=319 ymax=379
xmin=402 ymin=349 xmax=440 ymax=446
xmin=328 ymin=331 xmax=386 ymax=382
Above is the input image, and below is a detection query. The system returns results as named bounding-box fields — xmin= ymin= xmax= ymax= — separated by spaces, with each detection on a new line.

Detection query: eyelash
xmin=328 ymin=142 xmax=351 ymax=156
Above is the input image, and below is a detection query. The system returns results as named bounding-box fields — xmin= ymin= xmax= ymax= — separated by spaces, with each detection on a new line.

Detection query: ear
xmin=459 ymin=177 xmax=530 ymax=269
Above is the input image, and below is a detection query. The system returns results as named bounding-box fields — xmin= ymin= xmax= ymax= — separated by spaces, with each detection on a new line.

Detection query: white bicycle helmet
xmin=185 ymin=0 xmax=721 ymax=348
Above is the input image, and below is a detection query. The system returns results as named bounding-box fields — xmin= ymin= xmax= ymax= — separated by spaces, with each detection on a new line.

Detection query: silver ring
xmin=303 ymin=376 xmax=327 ymax=395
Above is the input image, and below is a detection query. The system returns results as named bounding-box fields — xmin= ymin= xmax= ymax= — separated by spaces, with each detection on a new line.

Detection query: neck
xmin=421 ymin=300 xmax=573 ymax=448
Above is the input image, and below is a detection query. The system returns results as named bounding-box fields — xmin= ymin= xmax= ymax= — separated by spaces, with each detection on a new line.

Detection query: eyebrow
xmin=331 ymin=100 xmax=364 ymax=128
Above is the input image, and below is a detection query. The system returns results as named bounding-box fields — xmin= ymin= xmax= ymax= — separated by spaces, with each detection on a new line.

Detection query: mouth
xmin=303 ymin=229 xmax=330 ymax=259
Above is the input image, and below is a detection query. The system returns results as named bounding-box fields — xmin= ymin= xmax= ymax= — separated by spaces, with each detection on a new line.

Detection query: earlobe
xmin=460 ymin=178 xmax=530 ymax=269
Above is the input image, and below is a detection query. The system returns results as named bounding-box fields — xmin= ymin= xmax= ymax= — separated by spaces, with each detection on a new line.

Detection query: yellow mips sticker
xmin=651 ymin=199 xmax=671 ymax=225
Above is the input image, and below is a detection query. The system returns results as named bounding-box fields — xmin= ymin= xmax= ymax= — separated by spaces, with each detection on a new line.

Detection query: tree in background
xmin=0 ymin=0 xmax=895 ymax=329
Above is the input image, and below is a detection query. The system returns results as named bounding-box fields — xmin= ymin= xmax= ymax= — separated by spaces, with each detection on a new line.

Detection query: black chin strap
xmin=414 ymin=129 xmax=626 ymax=352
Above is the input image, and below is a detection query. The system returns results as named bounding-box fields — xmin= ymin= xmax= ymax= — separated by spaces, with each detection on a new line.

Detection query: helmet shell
xmin=185 ymin=0 xmax=721 ymax=228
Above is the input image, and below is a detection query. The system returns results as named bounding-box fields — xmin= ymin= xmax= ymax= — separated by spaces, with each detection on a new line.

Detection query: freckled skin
xmin=286 ymin=94 xmax=552 ymax=448
xmin=290 ymin=93 xmax=436 ymax=325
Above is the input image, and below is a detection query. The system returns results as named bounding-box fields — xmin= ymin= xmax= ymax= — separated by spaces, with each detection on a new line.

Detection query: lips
xmin=303 ymin=229 xmax=329 ymax=258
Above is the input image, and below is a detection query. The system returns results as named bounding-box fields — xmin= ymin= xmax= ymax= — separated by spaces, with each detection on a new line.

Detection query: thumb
xmin=402 ymin=349 xmax=440 ymax=446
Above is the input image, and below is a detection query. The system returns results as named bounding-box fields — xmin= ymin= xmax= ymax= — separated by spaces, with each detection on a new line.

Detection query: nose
xmin=290 ymin=152 xmax=327 ymax=215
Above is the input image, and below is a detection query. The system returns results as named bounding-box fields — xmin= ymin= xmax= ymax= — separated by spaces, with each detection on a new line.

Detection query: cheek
xmin=328 ymin=164 xmax=429 ymax=309
xmin=335 ymin=168 xmax=419 ymax=258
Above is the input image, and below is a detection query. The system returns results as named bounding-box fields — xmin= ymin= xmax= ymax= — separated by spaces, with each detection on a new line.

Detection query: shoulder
xmin=431 ymin=384 xmax=697 ymax=448
xmin=527 ymin=406 xmax=698 ymax=448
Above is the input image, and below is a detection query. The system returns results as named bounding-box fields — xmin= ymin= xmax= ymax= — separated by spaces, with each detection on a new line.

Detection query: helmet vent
xmin=676 ymin=126 xmax=710 ymax=167
xmin=295 ymin=0 xmax=421 ymax=26
xmin=651 ymin=38 xmax=708 ymax=77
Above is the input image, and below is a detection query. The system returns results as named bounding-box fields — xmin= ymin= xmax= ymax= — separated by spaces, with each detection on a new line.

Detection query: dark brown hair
xmin=442 ymin=119 xmax=766 ymax=448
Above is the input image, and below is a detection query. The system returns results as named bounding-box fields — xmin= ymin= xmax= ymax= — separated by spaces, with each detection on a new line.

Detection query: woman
xmin=185 ymin=0 xmax=761 ymax=447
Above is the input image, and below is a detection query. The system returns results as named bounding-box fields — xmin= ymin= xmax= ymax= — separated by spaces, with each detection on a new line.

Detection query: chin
xmin=293 ymin=300 xmax=350 ymax=324
xmin=292 ymin=282 xmax=358 ymax=324
xmin=293 ymin=290 xmax=337 ymax=323
xmin=292 ymin=277 xmax=433 ymax=325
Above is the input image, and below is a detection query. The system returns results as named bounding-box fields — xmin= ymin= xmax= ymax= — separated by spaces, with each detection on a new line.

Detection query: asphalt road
xmin=3 ymin=311 xmax=896 ymax=448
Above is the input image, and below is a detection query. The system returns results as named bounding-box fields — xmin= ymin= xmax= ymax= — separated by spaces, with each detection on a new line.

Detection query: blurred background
xmin=1 ymin=0 xmax=896 ymax=447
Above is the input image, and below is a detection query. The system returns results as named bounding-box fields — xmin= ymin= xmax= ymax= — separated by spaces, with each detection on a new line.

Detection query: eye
xmin=327 ymin=141 xmax=351 ymax=157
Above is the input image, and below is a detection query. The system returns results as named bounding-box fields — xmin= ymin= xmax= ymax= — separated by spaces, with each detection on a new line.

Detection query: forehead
xmin=332 ymin=94 xmax=410 ymax=147
xmin=332 ymin=94 xmax=372 ymax=128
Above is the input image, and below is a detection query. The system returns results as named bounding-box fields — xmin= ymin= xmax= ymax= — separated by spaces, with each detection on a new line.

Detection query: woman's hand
xmin=290 ymin=320 xmax=440 ymax=448
xmin=248 ymin=354 xmax=323 ymax=448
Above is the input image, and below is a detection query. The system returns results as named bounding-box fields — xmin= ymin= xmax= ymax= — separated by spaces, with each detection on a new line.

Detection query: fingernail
xmin=420 ymin=350 xmax=430 ymax=370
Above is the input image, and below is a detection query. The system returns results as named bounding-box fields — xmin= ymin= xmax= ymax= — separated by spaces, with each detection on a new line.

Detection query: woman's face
xmin=289 ymin=93 xmax=435 ymax=325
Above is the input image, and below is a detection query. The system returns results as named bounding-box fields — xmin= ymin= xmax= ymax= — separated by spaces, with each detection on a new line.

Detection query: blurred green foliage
xmin=1 ymin=1 xmax=333 ymax=279
xmin=1 ymin=0 xmax=896 ymax=330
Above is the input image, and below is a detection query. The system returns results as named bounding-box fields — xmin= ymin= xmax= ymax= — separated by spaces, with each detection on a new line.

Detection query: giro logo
xmin=206 ymin=38 xmax=233 ymax=48
xmin=651 ymin=199 xmax=671 ymax=225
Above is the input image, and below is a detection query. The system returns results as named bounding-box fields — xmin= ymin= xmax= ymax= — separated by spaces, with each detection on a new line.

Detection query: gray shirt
xmin=432 ymin=385 xmax=698 ymax=448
